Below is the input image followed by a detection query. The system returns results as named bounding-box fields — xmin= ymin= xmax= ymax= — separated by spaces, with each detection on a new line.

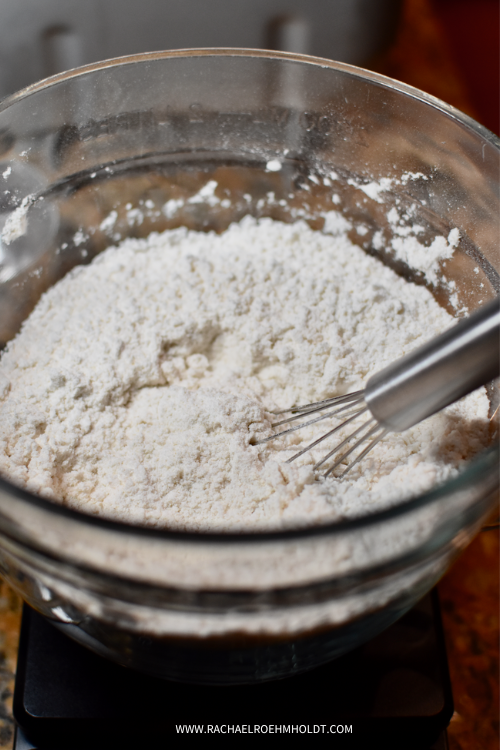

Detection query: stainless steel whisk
xmin=255 ymin=297 xmax=500 ymax=478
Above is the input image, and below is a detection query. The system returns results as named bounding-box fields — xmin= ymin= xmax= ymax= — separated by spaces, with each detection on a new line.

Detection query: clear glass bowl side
xmin=0 ymin=52 xmax=497 ymax=679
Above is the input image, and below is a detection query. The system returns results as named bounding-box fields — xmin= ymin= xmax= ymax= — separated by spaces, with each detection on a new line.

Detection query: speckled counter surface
xmin=0 ymin=581 xmax=21 ymax=749
xmin=439 ymin=529 xmax=500 ymax=750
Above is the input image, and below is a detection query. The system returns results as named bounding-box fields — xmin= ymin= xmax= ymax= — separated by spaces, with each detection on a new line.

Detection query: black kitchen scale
xmin=13 ymin=589 xmax=452 ymax=749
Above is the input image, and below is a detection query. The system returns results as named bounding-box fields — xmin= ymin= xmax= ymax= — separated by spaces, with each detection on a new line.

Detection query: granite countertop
xmin=439 ymin=526 xmax=500 ymax=749
xmin=0 ymin=1 xmax=497 ymax=748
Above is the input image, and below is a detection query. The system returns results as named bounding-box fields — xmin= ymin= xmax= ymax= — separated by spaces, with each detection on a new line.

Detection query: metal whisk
xmin=255 ymin=297 xmax=500 ymax=478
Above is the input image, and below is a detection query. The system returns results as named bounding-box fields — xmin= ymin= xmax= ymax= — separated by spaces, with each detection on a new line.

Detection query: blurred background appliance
xmin=0 ymin=0 xmax=402 ymax=99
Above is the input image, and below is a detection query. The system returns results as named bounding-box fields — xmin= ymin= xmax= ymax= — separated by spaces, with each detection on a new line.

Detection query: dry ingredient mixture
xmin=0 ymin=215 xmax=490 ymax=531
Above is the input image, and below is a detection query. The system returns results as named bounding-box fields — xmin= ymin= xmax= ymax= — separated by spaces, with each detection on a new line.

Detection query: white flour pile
xmin=0 ymin=216 xmax=490 ymax=530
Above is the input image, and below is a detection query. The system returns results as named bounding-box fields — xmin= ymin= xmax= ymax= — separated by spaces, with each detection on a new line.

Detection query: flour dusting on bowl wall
xmin=0 ymin=50 xmax=497 ymax=684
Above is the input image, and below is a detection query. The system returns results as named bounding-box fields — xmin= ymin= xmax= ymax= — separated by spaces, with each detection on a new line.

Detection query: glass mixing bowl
xmin=0 ymin=50 xmax=498 ymax=684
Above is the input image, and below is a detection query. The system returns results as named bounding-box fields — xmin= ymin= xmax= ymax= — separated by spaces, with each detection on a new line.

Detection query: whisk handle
xmin=365 ymin=297 xmax=500 ymax=432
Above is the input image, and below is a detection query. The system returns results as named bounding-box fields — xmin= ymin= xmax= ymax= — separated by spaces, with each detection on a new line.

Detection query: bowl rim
xmin=0 ymin=48 xmax=498 ymax=544
xmin=1 ymin=46 xmax=499 ymax=147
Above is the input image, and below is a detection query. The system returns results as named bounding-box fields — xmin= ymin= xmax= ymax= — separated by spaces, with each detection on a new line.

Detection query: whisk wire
xmin=333 ymin=427 xmax=389 ymax=479
xmin=272 ymin=402 xmax=355 ymax=429
xmin=257 ymin=391 xmax=385 ymax=477
xmin=254 ymin=400 xmax=366 ymax=445
xmin=272 ymin=390 xmax=364 ymax=417
xmin=314 ymin=416 xmax=377 ymax=470
xmin=323 ymin=423 xmax=388 ymax=478
xmin=285 ymin=406 xmax=369 ymax=464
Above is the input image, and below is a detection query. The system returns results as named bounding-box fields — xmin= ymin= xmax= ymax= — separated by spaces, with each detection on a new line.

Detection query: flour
xmin=1 ymin=194 xmax=33 ymax=245
xmin=386 ymin=206 xmax=460 ymax=285
xmin=0 ymin=217 xmax=490 ymax=531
